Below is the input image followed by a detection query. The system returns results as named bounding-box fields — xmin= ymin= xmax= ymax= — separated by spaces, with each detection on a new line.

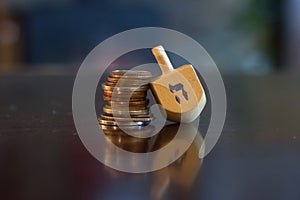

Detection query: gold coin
xmin=104 ymin=104 xmax=147 ymax=110
xmin=100 ymin=125 xmax=127 ymax=136
xmin=102 ymin=83 xmax=149 ymax=92
xmin=103 ymin=95 xmax=147 ymax=100
xmin=103 ymin=106 xmax=149 ymax=116
xmin=104 ymin=105 xmax=148 ymax=111
xmin=103 ymin=90 xmax=146 ymax=96
xmin=106 ymin=77 xmax=120 ymax=83
xmin=106 ymin=77 xmax=151 ymax=86
xmin=100 ymin=124 xmax=144 ymax=132
xmin=108 ymin=105 xmax=148 ymax=111
xmin=103 ymin=95 xmax=146 ymax=102
xmin=107 ymin=81 xmax=150 ymax=87
xmin=103 ymin=94 xmax=147 ymax=100
xmin=100 ymin=124 xmax=155 ymax=136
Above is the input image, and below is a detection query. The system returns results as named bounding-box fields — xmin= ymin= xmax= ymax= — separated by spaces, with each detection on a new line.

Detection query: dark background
xmin=1 ymin=0 xmax=299 ymax=74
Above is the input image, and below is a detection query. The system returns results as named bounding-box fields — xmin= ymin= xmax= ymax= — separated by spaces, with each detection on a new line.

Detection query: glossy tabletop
xmin=0 ymin=74 xmax=299 ymax=200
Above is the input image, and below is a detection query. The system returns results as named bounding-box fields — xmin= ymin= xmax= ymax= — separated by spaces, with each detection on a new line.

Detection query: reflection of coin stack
xmin=99 ymin=70 xmax=152 ymax=135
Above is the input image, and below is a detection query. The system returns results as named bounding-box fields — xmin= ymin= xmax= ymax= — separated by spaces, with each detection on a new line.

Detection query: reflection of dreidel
xmin=151 ymin=124 xmax=204 ymax=199
xmin=150 ymin=45 xmax=206 ymax=123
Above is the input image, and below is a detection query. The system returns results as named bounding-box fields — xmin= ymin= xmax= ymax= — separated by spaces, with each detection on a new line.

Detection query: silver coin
xmin=107 ymin=99 xmax=149 ymax=106
xmin=99 ymin=119 xmax=149 ymax=126
xmin=110 ymin=70 xmax=152 ymax=79
xmin=103 ymin=106 xmax=149 ymax=116
xmin=100 ymin=115 xmax=152 ymax=122
xmin=100 ymin=124 xmax=155 ymax=135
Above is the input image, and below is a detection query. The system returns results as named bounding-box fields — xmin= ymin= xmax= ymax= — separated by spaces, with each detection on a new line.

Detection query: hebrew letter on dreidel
xmin=169 ymin=83 xmax=189 ymax=104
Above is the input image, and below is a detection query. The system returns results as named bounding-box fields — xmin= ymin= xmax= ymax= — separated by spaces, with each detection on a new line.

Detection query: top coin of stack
xmin=100 ymin=70 xmax=152 ymax=133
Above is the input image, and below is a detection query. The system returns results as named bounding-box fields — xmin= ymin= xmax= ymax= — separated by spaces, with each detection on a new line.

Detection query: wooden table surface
xmin=0 ymin=74 xmax=299 ymax=200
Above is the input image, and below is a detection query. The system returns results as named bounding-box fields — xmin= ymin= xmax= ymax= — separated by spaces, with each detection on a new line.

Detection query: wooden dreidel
xmin=150 ymin=45 xmax=206 ymax=123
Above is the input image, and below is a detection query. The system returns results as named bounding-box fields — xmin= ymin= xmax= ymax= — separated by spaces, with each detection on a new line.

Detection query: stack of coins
xmin=99 ymin=70 xmax=152 ymax=134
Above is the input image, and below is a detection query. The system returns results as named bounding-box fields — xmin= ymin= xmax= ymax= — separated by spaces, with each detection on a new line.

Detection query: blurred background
xmin=0 ymin=0 xmax=299 ymax=74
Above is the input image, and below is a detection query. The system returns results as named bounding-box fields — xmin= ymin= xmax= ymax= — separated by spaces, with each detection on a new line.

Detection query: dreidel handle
xmin=152 ymin=45 xmax=174 ymax=74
